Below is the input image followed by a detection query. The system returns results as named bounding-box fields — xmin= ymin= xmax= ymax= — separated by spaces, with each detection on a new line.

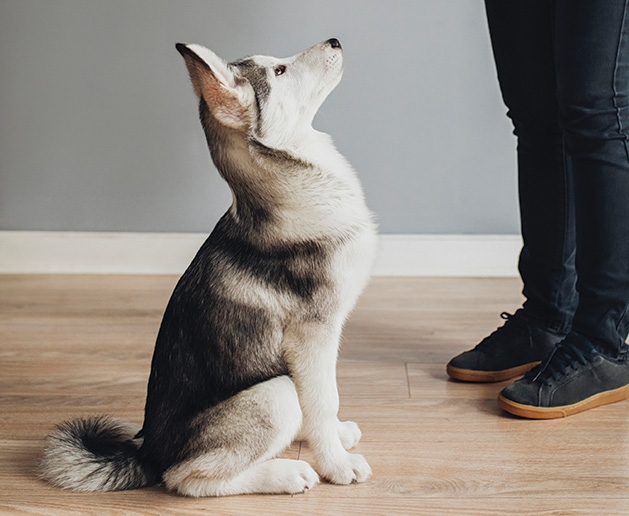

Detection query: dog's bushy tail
xmin=39 ymin=416 xmax=157 ymax=492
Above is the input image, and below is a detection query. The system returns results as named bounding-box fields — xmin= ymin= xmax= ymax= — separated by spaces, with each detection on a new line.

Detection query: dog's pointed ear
xmin=176 ymin=43 xmax=251 ymax=129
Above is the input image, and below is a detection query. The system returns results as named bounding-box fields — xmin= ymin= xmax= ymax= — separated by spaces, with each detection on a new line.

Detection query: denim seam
xmin=547 ymin=5 xmax=576 ymax=335
xmin=612 ymin=0 xmax=629 ymax=162
xmin=612 ymin=0 xmax=629 ymax=350
xmin=548 ymin=132 xmax=574 ymax=335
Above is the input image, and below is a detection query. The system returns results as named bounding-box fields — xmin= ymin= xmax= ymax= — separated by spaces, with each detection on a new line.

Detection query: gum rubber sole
xmin=446 ymin=361 xmax=541 ymax=383
xmin=497 ymin=383 xmax=629 ymax=419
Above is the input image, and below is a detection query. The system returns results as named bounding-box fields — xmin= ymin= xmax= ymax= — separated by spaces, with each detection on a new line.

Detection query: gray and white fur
xmin=39 ymin=38 xmax=377 ymax=497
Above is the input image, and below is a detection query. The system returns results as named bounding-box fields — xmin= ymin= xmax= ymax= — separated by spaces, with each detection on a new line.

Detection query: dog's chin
xmin=321 ymin=70 xmax=343 ymax=103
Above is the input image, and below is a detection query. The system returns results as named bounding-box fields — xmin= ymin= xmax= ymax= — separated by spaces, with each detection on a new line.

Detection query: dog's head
xmin=176 ymin=39 xmax=343 ymax=148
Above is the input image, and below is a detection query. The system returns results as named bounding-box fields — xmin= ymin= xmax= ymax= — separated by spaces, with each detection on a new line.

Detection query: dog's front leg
xmin=285 ymin=324 xmax=371 ymax=485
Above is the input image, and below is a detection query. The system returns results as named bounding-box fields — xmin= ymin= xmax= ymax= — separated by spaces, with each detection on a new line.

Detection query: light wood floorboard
xmin=1 ymin=275 xmax=628 ymax=515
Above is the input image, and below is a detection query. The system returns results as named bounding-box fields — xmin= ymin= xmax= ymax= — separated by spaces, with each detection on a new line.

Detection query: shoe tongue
xmin=567 ymin=333 xmax=598 ymax=355
xmin=552 ymin=334 xmax=599 ymax=365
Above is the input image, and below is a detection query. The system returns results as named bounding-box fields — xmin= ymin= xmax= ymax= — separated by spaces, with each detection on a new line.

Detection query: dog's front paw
xmin=337 ymin=420 xmax=362 ymax=450
xmin=319 ymin=452 xmax=372 ymax=485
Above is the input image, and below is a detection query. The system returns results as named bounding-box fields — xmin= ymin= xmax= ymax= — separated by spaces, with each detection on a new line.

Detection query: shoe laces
xmin=474 ymin=311 xmax=528 ymax=352
xmin=527 ymin=336 xmax=597 ymax=384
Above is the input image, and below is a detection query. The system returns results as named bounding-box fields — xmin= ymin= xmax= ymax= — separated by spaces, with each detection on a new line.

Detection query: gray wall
xmin=0 ymin=0 xmax=519 ymax=235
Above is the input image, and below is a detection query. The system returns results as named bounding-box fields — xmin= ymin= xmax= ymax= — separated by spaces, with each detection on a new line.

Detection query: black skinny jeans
xmin=485 ymin=0 xmax=629 ymax=356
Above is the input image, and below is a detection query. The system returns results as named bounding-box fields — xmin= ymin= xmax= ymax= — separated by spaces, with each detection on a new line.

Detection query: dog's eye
xmin=274 ymin=65 xmax=287 ymax=76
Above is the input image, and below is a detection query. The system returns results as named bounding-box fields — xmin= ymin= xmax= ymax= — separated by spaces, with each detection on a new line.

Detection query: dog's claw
xmin=319 ymin=452 xmax=372 ymax=485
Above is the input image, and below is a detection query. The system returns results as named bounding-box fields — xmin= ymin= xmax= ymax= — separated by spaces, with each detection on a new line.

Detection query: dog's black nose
xmin=327 ymin=38 xmax=342 ymax=49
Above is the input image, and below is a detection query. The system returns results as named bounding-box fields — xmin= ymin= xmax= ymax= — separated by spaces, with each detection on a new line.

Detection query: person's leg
xmin=499 ymin=0 xmax=629 ymax=418
xmin=448 ymin=0 xmax=575 ymax=382
xmin=556 ymin=0 xmax=629 ymax=356
xmin=487 ymin=0 xmax=577 ymax=334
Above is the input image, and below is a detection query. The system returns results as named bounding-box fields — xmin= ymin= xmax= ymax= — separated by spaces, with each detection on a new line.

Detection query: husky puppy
xmin=39 ymin=38 xmax=377 ymax=497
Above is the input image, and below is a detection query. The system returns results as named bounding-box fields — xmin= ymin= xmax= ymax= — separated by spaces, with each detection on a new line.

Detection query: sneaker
xmin=498 ymin=334 xmax=629 ymax=419
xmin=446 ymin=311 xmax=564 ymax=383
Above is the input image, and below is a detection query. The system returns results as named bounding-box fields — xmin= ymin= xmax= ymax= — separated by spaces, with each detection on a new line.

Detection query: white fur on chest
xmin=330 ymin=224 xmax=378 ymax=322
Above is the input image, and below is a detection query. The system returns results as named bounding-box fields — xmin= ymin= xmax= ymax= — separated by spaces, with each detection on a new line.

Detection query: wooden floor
xmin=1 ymin=275 xmax=628 ymax=515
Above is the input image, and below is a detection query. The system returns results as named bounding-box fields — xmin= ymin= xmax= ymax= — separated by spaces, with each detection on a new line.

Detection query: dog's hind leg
xmin=162 ymin=375 xmax=319 ymax=497
xmin=171 ymin=457 xmax=319 ymax=497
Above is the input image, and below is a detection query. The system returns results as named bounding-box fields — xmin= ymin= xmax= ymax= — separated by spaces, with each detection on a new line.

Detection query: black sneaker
xmin=446 ymin=311 xmax=564 ymax=383
xmin=498 ymin=334 xmax=629 ymax=419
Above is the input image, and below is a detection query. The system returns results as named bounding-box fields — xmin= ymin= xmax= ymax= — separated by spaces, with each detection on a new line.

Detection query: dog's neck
xmin=205 ymin=123 xmax=372 ymax=244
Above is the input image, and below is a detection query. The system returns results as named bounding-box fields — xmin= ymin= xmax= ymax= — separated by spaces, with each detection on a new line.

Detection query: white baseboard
xmin=0 ymin=231 xmax=521 ymax=276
